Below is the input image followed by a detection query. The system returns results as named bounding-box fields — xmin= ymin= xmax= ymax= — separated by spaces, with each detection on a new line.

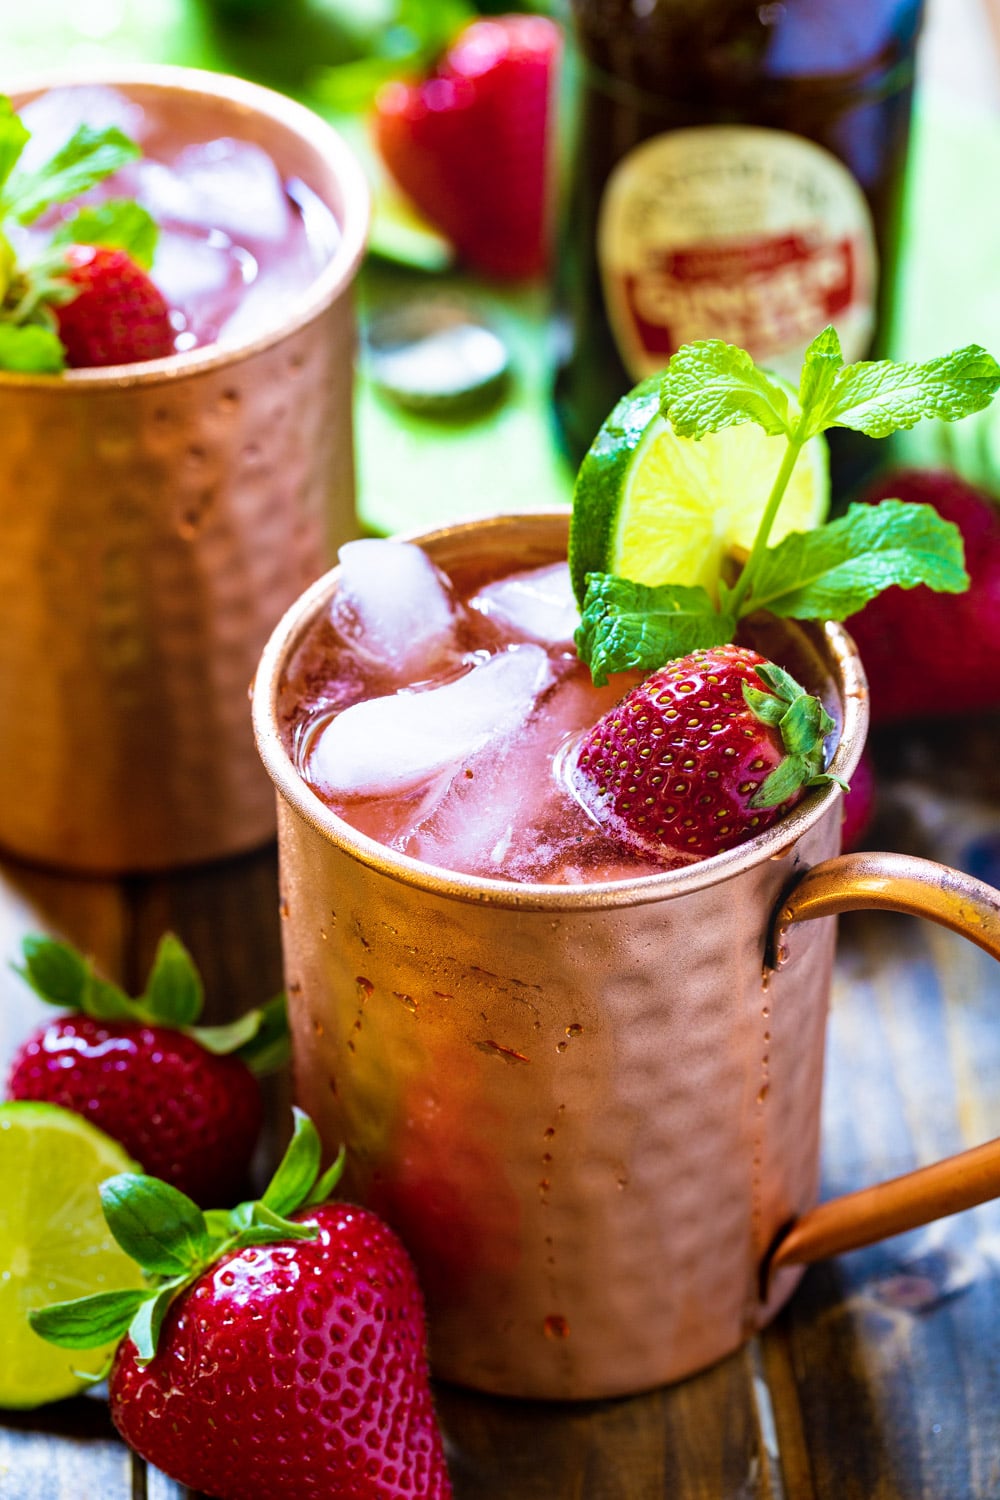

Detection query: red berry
xmin=573 ymin=644 xmax=833 ymax=860
xmin=840 ymin=744 xmax=876 ymax=852
xmin=54 ymin=244 xmax=176 ymax=368
xmin=848 ymin=469 xmax=1000 ymax=724
xmin=109 ymin=1202 xmax=452 ymax=1500
xmin=6 ymin=1016 xmax=262 ymax=1205
xmin=374 ymin=14 xmax=561 ymax=279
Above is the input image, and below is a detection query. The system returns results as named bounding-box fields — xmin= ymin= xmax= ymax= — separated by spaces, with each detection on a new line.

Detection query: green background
xmin=8 ymin=0 xmax=1000 ymax=533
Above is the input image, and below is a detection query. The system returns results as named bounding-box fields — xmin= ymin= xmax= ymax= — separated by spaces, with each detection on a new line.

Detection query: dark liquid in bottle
xmin=554 ymin=0 xmax=925 ymax=495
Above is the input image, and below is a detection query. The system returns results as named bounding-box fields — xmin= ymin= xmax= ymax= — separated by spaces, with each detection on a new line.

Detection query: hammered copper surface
xmin=253 ymin=513 xmax=872 ymax=1398
xmin=0 ymin=69 xmax=369 ymax=872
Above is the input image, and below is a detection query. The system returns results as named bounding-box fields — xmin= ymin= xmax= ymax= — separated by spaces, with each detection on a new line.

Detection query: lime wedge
xmin=569 ymin=376 xmax=829 ymax=602
xmin=0 ymin=1101 xmax=144 ymax=1409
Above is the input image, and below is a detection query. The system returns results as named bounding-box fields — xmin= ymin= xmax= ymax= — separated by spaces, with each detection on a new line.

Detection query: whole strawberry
xmin=6 ymin=933 xmax=286 ymax=1206
xmin=847 ymin=469 xmax=1000 ymax=723
xmin=573 ymin=644 xmax=839 ymax=860
xmin=53 ymin=244 xmax=175 ymax=367
xmin=31 ymin=1111 xmax=453 ymax=1500
xmin=374 ymin=14 xmax=560 ymax=279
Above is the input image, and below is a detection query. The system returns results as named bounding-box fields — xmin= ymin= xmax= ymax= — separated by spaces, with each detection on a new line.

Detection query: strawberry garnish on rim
xmin=573 ymin=643 xmax=841 ymax=861
xmin=52 ymin=244 xmax=175 ymax=367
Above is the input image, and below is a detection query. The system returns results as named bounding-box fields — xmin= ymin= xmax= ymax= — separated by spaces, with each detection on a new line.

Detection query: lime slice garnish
xmin=569 ymin=376 xmax=829 ymax=602
xmin=0 ymin=1101 xmax=144 ymax=1409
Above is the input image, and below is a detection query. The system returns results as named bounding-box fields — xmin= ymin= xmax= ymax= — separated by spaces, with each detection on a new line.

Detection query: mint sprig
xmin=0 ymin=97 xmax=158 ymax=374
xmin=575 ymin=326 xmax=999 ymax=680
xmin=1 ymin=122 xmax=140 ymax=226
xmin=29 ymin=1110 xmax=345 ymax=1365
xmin=16 ymin=932 xmax=289 ymax=1073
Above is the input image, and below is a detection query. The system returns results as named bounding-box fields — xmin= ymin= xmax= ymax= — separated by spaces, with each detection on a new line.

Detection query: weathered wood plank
xmin=438 ymin=1341 xmax=779 ymax=1500
xmin=0 ymin=1397 xmax=132 ymax=1500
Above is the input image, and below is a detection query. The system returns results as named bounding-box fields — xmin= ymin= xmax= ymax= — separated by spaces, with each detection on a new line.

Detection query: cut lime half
xmin=0 ymin=1101 xmax=144 ymax=1409
xmin=569 ymin=376 xmax=829 ymax=603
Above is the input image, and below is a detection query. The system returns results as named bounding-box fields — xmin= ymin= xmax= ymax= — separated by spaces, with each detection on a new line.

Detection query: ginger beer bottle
xmin=554 ymin=0 xmax=925 ymax=490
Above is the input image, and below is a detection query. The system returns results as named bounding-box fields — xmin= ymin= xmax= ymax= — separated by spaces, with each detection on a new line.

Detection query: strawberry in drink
xmin=280 ymin=328 xmax=999 ymax=882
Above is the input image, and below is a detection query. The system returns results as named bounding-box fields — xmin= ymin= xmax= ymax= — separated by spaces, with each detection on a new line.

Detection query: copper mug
xmin=253 ymin=512 xmax=1000 ymax=1400
xmin=0 ymin=66 xmax=369 ymax=873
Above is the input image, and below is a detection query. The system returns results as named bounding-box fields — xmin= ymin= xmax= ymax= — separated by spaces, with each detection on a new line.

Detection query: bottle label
xmin=598 ymin=125 xmax=878 ymax=383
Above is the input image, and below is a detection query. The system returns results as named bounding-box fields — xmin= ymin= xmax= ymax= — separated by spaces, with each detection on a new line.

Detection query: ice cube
xmin=16 ymin=87 xmax=146 ymax=177
xmin=331 ymin=540 xmax=458 ymax=681
xmin=308 ymin=645 xmax=552 ymax=798
xmin=471 ymin=562 xmax=580 ymax=647
xmin=157 ymin=139 xmax=293 ymax=243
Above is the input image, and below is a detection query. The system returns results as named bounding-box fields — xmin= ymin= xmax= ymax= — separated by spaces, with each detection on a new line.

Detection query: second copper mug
xmin=0 ymin=66 xmax=369 ymax=873
xmin=253 ymin=512 xmax=1000 ymax=1401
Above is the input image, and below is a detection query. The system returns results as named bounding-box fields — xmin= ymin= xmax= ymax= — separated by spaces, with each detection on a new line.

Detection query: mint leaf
xmin=744 ymin=501 xmax=969 ymax=621
xmin=100 ymin=1174 xmax=211 ymax=1276
xmin=660 ymin=340 xmax=793 ymax=440
xmin=142 ymin=933 xmax=203 ymax=1027
xmin=4 ymin=124 xmax=140 ymax=225
xmin=52 ymin=198 xmax=158 ymax=270
xmin=0 ymin=323 xmax=65 ymax=374
xmin=0 ymin=98 xmax=29 ymax=196
xmin=17 ymin=936 xmax=88 ymax=1008
xmin=576 ymin=574 xmax=734 ymax=685
xmin=797 ymin=324 xmax=843 ymax=418
xmin=262 ymin=1107 xmax=321 ymax=1218
xmin=29 ymin=1287 xmax=150 ymax=1350
xmin=803 ymin=343 xmax=1000 ymax=440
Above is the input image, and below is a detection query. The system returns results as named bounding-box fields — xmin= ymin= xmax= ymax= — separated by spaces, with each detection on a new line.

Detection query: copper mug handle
xmin=763 ymin=851 xmax=1000 ymax=1288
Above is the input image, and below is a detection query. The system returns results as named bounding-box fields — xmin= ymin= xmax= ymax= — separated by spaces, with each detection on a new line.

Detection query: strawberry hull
xmin=254 ymin=512 xmax=873 ymax=1398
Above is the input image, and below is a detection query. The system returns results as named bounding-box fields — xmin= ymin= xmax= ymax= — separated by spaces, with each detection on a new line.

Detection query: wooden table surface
xmin=1 ymin=716 xmax=999 ymax=1500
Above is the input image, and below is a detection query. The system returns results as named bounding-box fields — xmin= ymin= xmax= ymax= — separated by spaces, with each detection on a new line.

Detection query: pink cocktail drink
xmin=280 ymin=536 xmax=837 ymax=881
xmin=13 ymin=82 xmax=341 ymax=354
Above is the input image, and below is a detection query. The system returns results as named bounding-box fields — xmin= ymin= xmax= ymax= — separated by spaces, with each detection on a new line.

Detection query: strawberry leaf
xmin=81 ymin=971 xmax=135 ymax=1022
xmin=100 ymin=1174 xmax=212 ymax=1277
xmin=194 ymin=992 xmax=290 ymax=1071
xmin=128 ymin=1280 xmax=187 ymax=1365
xmin=28 ymin=1287 xmax=150 ymax=1350
xmin=576 ymin=574 xmax=734 ymax=685
xmin=16 ymin=936 xmax=88 ymax=1008
xmin=142 ymin=933 xmax=204 ymax=1027
xmin=304 ymin=1145 xmax=346 ymax=1209
xmin=660 ymin=340 xmax=793 ymax=440
xmin=3 ymin=124 xmax=140 ymax=225
xmin=262 ymin=1107 xmax=322 ymax=1217
xmin=743 ymin=501 xmax=969 ymax=621
xmin=0 ymin=323 xmax=65 ymax=373
xmin=231 ymin=1202 xmax=318 ymax=1247
xmin=51 ymin=199 xmax=158 ymax=271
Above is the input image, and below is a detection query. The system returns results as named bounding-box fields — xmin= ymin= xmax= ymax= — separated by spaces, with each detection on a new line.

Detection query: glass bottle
xmin=554 ymin=0 xmax=925 ymax=492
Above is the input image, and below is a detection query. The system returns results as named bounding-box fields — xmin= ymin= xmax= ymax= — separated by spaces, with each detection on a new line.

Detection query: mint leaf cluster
xmin=576 ymin=327 xmax=1000 ymax=684
xmin=29 ymin=1110 xmax=344 ymax=1366
xmin=18 ymin=932 xmax=289 ymax=1073
xmin=0 ymin=96 xmax=157 ymax=374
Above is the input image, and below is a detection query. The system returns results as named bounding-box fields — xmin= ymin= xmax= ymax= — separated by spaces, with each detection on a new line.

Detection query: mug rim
xmin=252 ymin=511 xmax=870 ymax=912
xmin=1 ymin=63 xmax=370 ymax=388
